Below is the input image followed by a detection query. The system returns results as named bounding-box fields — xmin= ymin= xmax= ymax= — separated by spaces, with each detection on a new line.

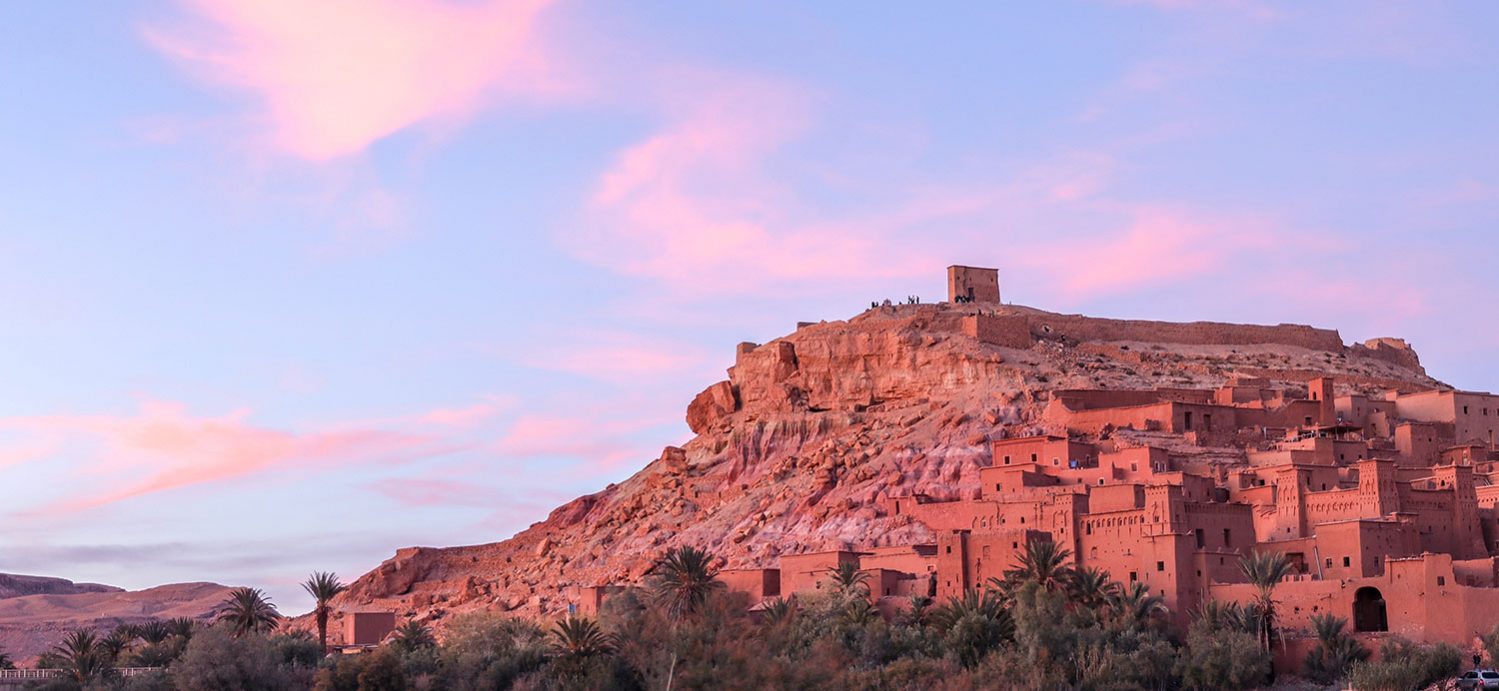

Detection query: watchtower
xmin=947 ymin=265 xmax=1001 ymax=303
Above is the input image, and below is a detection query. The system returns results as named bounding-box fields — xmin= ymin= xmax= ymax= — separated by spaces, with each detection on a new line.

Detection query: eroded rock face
xmin=686 ymin=381 xmax=738 ymax=434
xmin=314 ymin=303 xmax=1444 ymax=636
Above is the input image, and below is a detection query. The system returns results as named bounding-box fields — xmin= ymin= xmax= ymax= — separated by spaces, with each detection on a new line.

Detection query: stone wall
xmin=960 ymin=314 xmax=1033 ymax=349
xmin=1024 ymin=312 xmax=1345 ymax=351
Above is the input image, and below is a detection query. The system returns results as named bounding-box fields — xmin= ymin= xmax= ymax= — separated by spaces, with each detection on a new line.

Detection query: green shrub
xmin=170 ymin=627 xmax=288 ymax=691
xmin=1348 ymin=638 xmax=1463 ymax=691
xmin=1176 ymin=619 xmax=1270 ymax=690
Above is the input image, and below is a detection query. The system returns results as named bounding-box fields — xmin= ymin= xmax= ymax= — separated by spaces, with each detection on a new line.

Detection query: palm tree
xmin=1239 ymin=551 xmax=1293 ymax=651
xmin=53 ymin=628 xmax=112 ymax=683
xmin=166 ymin=617 xmax=198 ymax=640
xmin=217 ymin=587 xmax=281 ymax=637
xmin=1194 ymin=600 xmax=1254 ymax=634
xmin=898 ymin=595 xmax=934 ymax=628
xmin=930 ymin=588 xmax=1009 ymax=632
xmin=301 ymin=571 xmax=346 ymax=653
xmin=649 ymin=546 xmax=724 ymax=691
xmin=391 ymin=621 xmax=436 ymax=653
xmin=760 ymin=597 xmax=796 ymax=628
xmin=839 ymin=597 xmax=880 ymax=626
xmin=1303 ymin=612 xmax=1368 ymax=682
xmin=1067 ymin=566 xmax=1120 ymax=610
xmin=137 ymin=619 xmax=172 ymax=645
xmin=1004 ymin=539 xmax=1073 ymax=591
xmin=825 ymin=561 xmax=871 ymax=597
xmin=0 ymin=647 xmax=13 ymax=670
xmin=930 ymin=589 xmax=1014 ymax=668
xmin=99 ymin=627 xmax=136 ymax=662
xmin=649 ymin=546 xmax=725 ymax=618
xmin=548 ymin=617 xmax=615 ymax=659
xmin=1107 ymin=582 xmax=1168 ymax=629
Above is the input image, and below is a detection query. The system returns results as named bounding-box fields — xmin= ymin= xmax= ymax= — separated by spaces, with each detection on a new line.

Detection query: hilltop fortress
xmin=330 ymin=266 xmax=1499 ymax=670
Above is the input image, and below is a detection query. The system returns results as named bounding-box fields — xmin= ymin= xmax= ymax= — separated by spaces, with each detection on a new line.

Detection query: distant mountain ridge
xmin=0 ymin=573 xmax=121 ymax=600
xmin=0 ymin=574 xmax=233 ymax=663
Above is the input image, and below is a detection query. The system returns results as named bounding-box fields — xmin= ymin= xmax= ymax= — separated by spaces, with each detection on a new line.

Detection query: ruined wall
xmin=1025 ymin=313 xmax=1345 ymax=351
xmin=1354 ymin=337 xmax=1425 ymax=374
xmin=960 ymin=314 xmax=1033 ymax=349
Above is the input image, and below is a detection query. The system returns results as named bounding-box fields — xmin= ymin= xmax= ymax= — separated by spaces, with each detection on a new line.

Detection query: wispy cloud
xmin=565 ymin=74 xmax=937 ymax=295
xmin=143 ymin=0 xmax=565 ymax=160
xmin=1 ymin=400 xmax=467 ymax=517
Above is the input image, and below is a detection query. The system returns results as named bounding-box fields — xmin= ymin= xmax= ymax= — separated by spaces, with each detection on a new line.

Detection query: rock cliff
xmin=315 ymin=302 xmax=1441 ymax=641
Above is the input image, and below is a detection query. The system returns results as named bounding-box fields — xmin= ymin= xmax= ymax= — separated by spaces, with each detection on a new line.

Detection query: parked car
xmin=1459 ymin=669 xmax=1499 ymax=690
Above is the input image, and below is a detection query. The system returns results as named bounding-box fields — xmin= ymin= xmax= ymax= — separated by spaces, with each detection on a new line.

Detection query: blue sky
xmin=1 ymin=0 xmax=1496 ymax=613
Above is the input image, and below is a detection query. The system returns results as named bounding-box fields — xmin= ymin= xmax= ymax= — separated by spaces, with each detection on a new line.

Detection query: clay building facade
xmin=667 ymin=373 xmax=1499 ymax=660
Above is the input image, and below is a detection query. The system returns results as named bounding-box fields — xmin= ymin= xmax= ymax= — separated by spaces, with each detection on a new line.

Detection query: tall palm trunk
xmin=316 ymin=607 xmax=329 ymax=653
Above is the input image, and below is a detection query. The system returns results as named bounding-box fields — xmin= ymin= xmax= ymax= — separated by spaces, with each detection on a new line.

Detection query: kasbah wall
xmin=587 ymin=267 xmax=1499 ymax=673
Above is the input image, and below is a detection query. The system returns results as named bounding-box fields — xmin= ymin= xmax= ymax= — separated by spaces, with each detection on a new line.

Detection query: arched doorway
xmin=1354 ymin=586 xmax=1388 ymax=632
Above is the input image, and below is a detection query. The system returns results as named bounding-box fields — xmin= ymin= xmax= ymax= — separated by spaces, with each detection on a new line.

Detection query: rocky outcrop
xmin=316 ymin=302 xmax=1443 ymax=637
xmin=686 ymin=381 xmax=738 ymax=434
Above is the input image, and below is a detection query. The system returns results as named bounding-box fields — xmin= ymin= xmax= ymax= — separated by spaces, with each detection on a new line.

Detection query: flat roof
xmin=947 ymin=264 xmax=998 ymax=271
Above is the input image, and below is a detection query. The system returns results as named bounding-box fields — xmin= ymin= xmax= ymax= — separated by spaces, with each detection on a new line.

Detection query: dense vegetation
xmin=5 ymin=547 xmax=1478 ymax=690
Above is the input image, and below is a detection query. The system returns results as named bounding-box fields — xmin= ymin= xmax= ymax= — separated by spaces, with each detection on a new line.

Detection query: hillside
xmin=309 ymin=300 xmax=1441 ymax=644
xmin=0 ymin=579 xmax=233 ymax=663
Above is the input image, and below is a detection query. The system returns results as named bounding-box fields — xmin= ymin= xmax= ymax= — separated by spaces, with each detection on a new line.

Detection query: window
xmin=1184 ymin=412 xmax=1193 ymax=430
xmin=1464 ymin=406 xmax=1470 ymax=415
xmin=1195 ymin=529 xmax=1205 ymax=548
xmin=1020 ymin=516 xmax=1025 ymax=524
xmin=1343 ymin=556 xmax=1351 ymax=567
xmin=1326 ymin=558 xmax=1333 ymax=568
xmin=946 ymin=545 xmax=952 ymax=554
xmin=1129 ymin=571 xmax=1138 ymax=582
xmin=1305 ymin=416 xmax=1314 ymax=426
xmin=1156 ymin=561 xmax=1165 ymax=572
xmin=1223 ymin=528 xmax=1231 ymax=546
xmin=995 ymin=483 xmax=1002 ymax=492
xmin=1004 ymin=455 xmax=1011 ymax=465
xmin=1204 ymin=413 xmax=1212 ymax=430
xmin=1438 ymin=576 xmax=1446 ymax=586
xmin=1031 ymin=453 xmax=1038 ymax=463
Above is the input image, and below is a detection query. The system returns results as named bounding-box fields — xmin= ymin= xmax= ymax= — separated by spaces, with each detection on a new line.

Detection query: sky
xmin=1 ymin=1 xmax=1497 ymax=614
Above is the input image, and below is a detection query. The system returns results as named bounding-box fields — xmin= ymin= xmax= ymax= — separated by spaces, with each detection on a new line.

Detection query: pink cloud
xmin=412 ymin=396 xmax=516 ymax=428
xmin=1015 ymin=205 xmax=1280 ymax=301
xmin=1 ymin=400 xmax=457 ymax=516
xmin=565 ymin=75 xmax=938 ymax=294
xmin=144 ymin=0 xmax=564 ymax=160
